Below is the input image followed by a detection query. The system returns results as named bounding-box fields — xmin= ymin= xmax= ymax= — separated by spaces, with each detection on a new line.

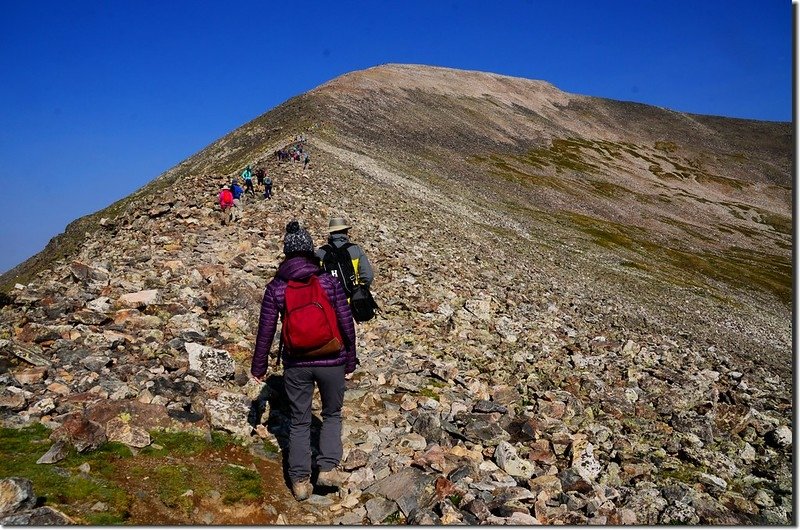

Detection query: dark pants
xmin=245 ymin=179 xmax=254 ymax=195
xmin=264 ymin=183 xmax=272 ymax=199
xmin=283 ymin=365 xmax=345 ymax=482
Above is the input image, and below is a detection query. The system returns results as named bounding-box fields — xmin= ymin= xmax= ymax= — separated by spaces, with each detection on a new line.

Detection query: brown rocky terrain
xmin=0 ymin=64 xmax=792 ymax=524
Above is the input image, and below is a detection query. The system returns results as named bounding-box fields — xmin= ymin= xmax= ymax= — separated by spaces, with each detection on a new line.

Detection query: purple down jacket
xmin=251 ymin=256 xmax=357 ymax=379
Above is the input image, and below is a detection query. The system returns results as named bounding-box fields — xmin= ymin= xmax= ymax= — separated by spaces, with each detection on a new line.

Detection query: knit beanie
xmin=283 ymin=220 xmax=314 ymax=255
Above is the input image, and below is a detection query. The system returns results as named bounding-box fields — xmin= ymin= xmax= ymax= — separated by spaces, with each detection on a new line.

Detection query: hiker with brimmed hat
xmin=218 ymin=185 xmax=234 ymax=225
xmin=316 ymin=216 xmax=374 ymax=295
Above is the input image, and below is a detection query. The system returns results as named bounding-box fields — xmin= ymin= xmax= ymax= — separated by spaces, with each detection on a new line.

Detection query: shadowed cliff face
xmin=0 ymin=65 xmax=792 ymax=524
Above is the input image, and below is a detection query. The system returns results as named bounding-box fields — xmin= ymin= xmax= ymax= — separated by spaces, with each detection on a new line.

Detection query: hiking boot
xmin=316 ymin=468 xmax=349 ymax=488
xmin=291 ymin=479 xmax=313 ymax=501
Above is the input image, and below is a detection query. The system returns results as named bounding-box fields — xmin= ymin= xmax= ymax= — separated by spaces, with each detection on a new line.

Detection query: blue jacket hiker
xmin=231 ymin=182 xmax=243 ymax=200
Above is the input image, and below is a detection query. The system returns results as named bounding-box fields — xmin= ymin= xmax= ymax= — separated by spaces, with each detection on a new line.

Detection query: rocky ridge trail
xmin=0 ymin=137 xmax=793 ymax=524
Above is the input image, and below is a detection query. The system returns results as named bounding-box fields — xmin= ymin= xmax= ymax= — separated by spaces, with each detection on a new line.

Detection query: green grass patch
xmin=587 ymin=179 xmax=631 ymax=198
xmin=525 ymin=138 xmax=602 ymax=174
xmin=657 ymin=216 xmax=717 ymax=242
xmin=153 ymin=464 xmax=196 ymax=512
xmin=620 ymin=260 xmax=649 ymax=271
xmin=262 ymin=439 xmax=280 ymax=454
xmin=0 ymin=424 xmax=131 ymax=523
xmin=753 ymin=209 xmax=793 ymax=236
xmin=559 ymin=211 xmax=791 ymax=305
xmin=447 ymin=493 xmax=463 ymax=506
xmin=695 ymin=173 xmax=747 ymax=191
xmin=427 ymin=378 xmax=448 ymax=388
xmin=222 ymin=465 xmax=263 ymax=504
xmin=654 ymin=141 xmax=678 ymax=153
xmin=0 ymin=425 xmax=258 ymax=524
xmin=383 ymin=511 xmax=405 ymax=524
xmin=418 ymin=387 xmax=440 ymax=401
xmin=141 ymin=430 xmax=236 ymax=457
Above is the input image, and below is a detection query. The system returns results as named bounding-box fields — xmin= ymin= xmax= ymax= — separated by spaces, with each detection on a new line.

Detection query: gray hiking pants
xmin=232 ymin=198 xmax=242 ymax=220
xmin=283 ymin=364 xmax=345 ymax=482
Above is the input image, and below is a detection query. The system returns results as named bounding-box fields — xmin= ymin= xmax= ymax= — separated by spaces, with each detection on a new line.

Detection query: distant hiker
xmin=242 ymin=165 xmax=255 ymax=196
xmin=255 ymin=167 xmax=266 ymax=186
xmin=231 ymin=180 xmax=244 ymax=221
xmin=264 ymin=176 xmax=273 ymax=200
xmin=303 ymin=153 xmax=310 ymax=170
xmin=218 ymin=185 xmax=234 ymax=225
xmin=317 ymin=216 xmax=377 ymax=325
xmin=251 ymin=220 xmax=356 ymax=501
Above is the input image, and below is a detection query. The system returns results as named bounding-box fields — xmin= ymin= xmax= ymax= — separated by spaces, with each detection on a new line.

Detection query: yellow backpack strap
xmin=351 ymin=257 xmax=360 ymax=284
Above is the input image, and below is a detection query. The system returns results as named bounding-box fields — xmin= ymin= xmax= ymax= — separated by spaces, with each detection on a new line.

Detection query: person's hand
xmin=250 ymin=374 xmax=264 ymax=384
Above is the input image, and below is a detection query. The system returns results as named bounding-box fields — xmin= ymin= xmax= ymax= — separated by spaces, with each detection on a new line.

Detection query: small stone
xmin=619 ymin=508 xmax=637 ymax=525
xmin=753 ymin=489 xmax=775 ymax=508
xmin=765 ymin=426 xmax=792 ymax=449
xmin=473 ymin=400 xmax=507 ymax=413
xmin=740 ymin=443 xmax=756 ymax=464
xmin=332 ymin=506 xmax=367 ymax=525
xmin=698 ymin=473 xmax=727 ymax=492
xmin=397 ymin=433 xmax=427 ymax=451
xmin=13 ymin=367 xmax=48 ymax=386
xmin=0 ymin=393 xmax=26 ymax=411
xmin=495 ymin=441 xmax=536 ymax=479
xmin=341 ymin=495 xmax=361 ymax=509
xmin=36 ymin=441 xmax=70 ymax=464
xmin=400 ymin=394 xmax=418 ymax=411
xmin=506 ymin=511 xmax=539 ymax=525
xmin=365 ymin=496 xmax=399 ymax=524
xmin=0 ymin=506 xmax=75 ymax=525
xmin=0 ymin=478 xmax=36 ymax=516
xmin=46 ymin=383 xmax=70 ymax=396
xmin=559 ymin=467 xmax=594 ymax=494
xmin=106 ymin=417 xmax=152 ymax=448
xmin=117 ymin=289 xmax=161 ymax=308
xmin=343 ymin=448 xmax=370 ymax=471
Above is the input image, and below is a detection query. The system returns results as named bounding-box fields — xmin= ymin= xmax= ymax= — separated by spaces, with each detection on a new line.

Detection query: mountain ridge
xmin=0 ymin=64 xmax=791 ymax=524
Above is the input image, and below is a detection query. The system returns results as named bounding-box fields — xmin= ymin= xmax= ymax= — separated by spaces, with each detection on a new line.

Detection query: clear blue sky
xmin=0 ymin=0 xmax=793 ymax=275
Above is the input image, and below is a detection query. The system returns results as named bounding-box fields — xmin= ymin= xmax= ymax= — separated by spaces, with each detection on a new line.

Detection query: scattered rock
xmin=36 ymin=440 xmax=70 ymax=464
xmin=185 ymin=342 xmax=236 ymax=383
xmin=0 ymin=478 xmax=36 ymax=516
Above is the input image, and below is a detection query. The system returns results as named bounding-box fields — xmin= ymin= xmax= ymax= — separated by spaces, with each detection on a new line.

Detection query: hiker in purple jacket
xmin=251 ymin=220 xmax=356 ymax=501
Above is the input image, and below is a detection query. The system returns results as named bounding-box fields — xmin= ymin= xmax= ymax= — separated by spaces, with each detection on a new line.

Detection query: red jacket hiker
xmin=219 ymin=188 xmax=234 ymax=208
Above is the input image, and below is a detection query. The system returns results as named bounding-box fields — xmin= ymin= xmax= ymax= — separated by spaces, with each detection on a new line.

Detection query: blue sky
xmin=0 ymin=0 xmax=793 ymax=275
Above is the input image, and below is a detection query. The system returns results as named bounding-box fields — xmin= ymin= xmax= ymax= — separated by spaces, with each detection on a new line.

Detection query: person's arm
xmin=251 ymin=282 xmax=280 ymax=380
xmin=355 ymin=246 xmax=374 ymax=287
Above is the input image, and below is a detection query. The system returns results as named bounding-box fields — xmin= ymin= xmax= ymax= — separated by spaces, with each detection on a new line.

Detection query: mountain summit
xmin=0 ymin=65 xmax=792 ymax=524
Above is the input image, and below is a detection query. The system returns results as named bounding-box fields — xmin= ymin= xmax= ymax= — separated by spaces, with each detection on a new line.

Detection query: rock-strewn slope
xmin=0 ymin=65 xmax=792 ymax=524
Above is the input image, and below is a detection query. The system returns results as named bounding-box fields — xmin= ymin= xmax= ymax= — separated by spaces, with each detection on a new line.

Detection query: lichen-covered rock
xmin=185 ymin=342 xmax=235 ymax=383
xmin=0 ymin=478 xmax=36 ymax=517
xmin=106 ymin=416 xmax=151 ymax=448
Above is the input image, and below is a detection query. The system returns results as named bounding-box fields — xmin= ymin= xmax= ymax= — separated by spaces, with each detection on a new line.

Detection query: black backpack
xmin=321 ymin=243 xmax=380 ymax=322
xmin=350 ymin=284 xmax=379 ymax=322
xmin=320 ymin=243 xmax=358 ymax=296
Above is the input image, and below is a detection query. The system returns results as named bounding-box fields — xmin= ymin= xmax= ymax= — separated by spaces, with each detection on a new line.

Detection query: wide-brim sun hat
xmin=327 ymin=216 xmax=351 ymax=232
